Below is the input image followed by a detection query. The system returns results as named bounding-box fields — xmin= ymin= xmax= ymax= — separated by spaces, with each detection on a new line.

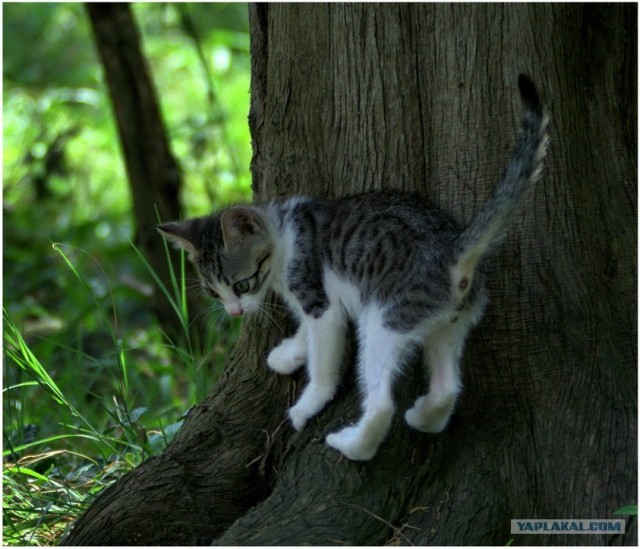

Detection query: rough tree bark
xmin=86 ymin=4 xmax=202 ymax=341
xmin=65 ymin=4 xmax=636 ymax=546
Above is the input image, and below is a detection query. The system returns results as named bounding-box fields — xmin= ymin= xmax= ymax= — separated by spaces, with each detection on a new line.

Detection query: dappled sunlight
xmin=3 ymin=4 xmax=251 ymax=545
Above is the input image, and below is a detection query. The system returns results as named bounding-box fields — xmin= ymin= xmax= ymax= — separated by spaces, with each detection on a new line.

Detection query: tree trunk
xmin=86 ymin=3 xmax=201 ymax=342
xmin=65 ymin=4 xmax=636 ymax=546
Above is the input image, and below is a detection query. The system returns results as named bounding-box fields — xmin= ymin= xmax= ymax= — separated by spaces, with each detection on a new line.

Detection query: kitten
xmin=158 ymin=75 xmax=549 ymax=461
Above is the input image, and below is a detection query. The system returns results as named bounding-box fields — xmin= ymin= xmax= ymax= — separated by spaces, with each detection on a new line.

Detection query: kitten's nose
xmin=228 ymin=306 xmax=244 ymax=317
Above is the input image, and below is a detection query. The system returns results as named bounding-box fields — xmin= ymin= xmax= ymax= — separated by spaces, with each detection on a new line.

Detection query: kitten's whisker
xmin=187 ymin=287 xmax=203 ymax=299
xmin=190 ymin=302 xmax=221 ymax=327
xmin=209 ymin=305 xmax=228 ymax=326
xmin=256 ymin=305 xmax=287 ymax=337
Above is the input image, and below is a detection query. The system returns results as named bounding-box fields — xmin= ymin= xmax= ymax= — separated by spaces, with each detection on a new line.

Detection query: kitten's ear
xmin=157 ymin=220 xmax=199 ymax=259
xmin=220 ymin=207 xmax=266 ymax=249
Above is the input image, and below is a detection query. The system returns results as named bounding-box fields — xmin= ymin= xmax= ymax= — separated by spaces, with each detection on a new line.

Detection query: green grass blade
xmin=3 ymin=308 xmax=123 ymax=459
xmin=3 ymin=381 xmax=40 ymax=392
xmin=127 ymin=238 xmax=189 ymax=335
xmin=116 ymin=338 xmax=128 ymax=391
xmin=4 ymin=466 xmax=50 ymax=482
xmin=50 ymin=243 xmax=119 ymax=346
xmin=2 ymin=434 xmax=107 ymax=458
xmin=4 ymin=311 xmax=69 ymax=408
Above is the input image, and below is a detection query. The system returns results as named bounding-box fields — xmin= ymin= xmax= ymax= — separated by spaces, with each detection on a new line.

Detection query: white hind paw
xmin=405 ymin=393 xmax=456 ymax=433
xmin=326 ymin=425 xmax=379 ymax=461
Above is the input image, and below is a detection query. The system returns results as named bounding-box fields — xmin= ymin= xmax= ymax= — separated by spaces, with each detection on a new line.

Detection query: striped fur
xmin=158 ymin=75 xmax=549 ymax=460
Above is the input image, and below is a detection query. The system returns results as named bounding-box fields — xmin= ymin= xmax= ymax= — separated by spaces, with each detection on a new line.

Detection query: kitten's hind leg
xmin=405 ymin=318 xmax=472 ymax=433
xmin=326 ymin=307 xmax=407 ymax=461
xmin=288 ymin=306 xmax=345 ymax=431
xmin=267 ymin=322 xmax=308 ymax=374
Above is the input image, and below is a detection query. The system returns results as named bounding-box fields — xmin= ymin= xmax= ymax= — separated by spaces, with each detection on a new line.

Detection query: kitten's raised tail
xmin=450 ymin=74 xmax=550 ymax=302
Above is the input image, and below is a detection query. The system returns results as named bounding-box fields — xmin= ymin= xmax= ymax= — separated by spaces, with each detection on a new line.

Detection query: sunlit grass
xmin=3 ymin=449 xmax=134 ymax=545
xmin=3 ymin=235 xmax=241 ymax=545
xmin=3 ymin=4 xmax=250 ymax=544
xmin=3 ymin=306 xmax=144 ymax=546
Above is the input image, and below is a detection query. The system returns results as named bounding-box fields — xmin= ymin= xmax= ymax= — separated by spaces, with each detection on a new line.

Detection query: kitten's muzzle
xmin=227 ymin=305 xmax=244 ymax=317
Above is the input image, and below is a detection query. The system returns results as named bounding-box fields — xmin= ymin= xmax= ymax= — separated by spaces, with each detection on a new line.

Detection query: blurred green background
xmin=3 ymin=4 xmax=252 ymax=543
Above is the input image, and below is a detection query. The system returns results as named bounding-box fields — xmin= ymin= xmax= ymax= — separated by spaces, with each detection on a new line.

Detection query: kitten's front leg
xmin=288 ymin=306 xmax=345 ymax=431
xmin=267 ymin=322 xmax=308 ymax=375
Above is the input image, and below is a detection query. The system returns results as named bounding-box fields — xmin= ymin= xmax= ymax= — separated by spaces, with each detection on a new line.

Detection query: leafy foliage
xmin=3 ymin=3 xmax=251 ymax=544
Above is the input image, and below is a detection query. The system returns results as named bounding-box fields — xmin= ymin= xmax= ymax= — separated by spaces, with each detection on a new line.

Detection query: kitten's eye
xmin=205 ymin=287 xmax=220 ymax=300
xmin=233 ymin=279 xmax=250 ymax=295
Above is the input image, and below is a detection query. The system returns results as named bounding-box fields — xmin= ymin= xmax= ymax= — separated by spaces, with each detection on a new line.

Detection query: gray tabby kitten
xmin=159 ymin=75 xmax=549 ymax=461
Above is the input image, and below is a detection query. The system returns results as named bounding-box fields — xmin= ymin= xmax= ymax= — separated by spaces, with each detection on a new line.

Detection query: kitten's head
xmin=158 ymin=207 xmax=275 ymax=317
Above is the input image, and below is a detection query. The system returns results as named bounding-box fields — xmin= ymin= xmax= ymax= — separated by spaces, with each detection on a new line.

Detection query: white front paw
xmin=404 ymin=393 xmax=456 ymax=433
xmin=267 ymin=338 xmax=306 ymax=374
xmin=326 ymin=425 xmax=378 ymax=461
